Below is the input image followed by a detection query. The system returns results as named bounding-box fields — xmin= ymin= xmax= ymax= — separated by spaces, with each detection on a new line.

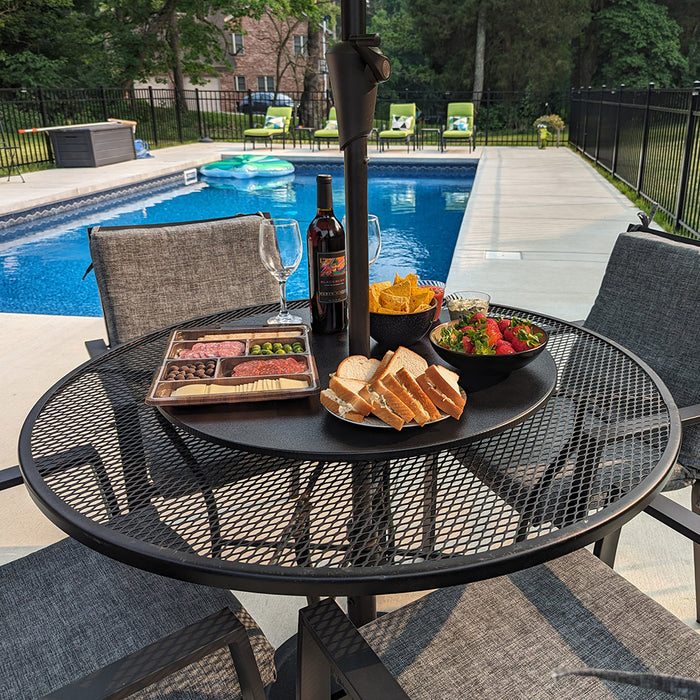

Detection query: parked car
xmin=238 ymin=92 xmax=295 ymax=114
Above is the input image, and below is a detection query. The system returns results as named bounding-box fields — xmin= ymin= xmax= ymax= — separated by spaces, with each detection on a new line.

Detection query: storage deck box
xmin=50 ymin=124 xmax=136 ymax=167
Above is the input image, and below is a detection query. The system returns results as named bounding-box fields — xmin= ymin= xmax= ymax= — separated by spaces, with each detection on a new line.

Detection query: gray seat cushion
xmin=361 ymin=549 xmax=700 ymax=699
xmin=88 ymin=214 xmax=279 ymax=347
xmin=0 ymin=537 xmax=276 ymax=698
xmin=584 ymin=230 xmax=699 ymax=486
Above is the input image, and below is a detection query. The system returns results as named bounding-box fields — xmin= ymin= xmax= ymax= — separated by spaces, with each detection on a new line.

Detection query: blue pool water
xmin=0 ymin=161 xmax=474 ymax=316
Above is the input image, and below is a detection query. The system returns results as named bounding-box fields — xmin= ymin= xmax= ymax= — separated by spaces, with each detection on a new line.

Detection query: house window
xmin=258 ymin=76 xmax=275 ymax=91
xmin=231 ymin=33 xmax=244 ymax=54
xmin=294 ymin=34 xmax=308 ymax=56
xmin=233 ymin=76 xmax=246 ymax=91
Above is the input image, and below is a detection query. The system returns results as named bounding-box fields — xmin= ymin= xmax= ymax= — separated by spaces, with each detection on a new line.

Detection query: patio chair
xmin=298 ymin=547 xmax=700 ymax=698
xmin=0 ymin=117 xmax=24 ymax=182
xmin=243 ymin=106 xmax=293 ymax=150
xmin=86 ymin=212 xmax=279 ymax=352
xmin=450 ymin=228 xmax=700 ymax=622
xmin=0 ymin=465 xmax=276 ymax=698
xmin=378 ymin=103 xmax=417 ymax=153
xmin=441 ymin=102 xmax=475 ymax=152
xmin=313 ymin=107 xmax=339 ymax=150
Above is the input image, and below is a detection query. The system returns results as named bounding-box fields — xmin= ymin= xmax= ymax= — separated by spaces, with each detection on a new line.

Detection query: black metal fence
xmin=0 ymin=85 xmax=569 ymax=168
xmin=569 ymin=83 xmax=700 ymax=238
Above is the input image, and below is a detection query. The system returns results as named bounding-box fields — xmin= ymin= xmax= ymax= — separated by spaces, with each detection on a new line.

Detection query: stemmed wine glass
xmin=342 ymin=214 xmax=382 ymax=267
xmin=258 ymin=218 xmax=303 ymax=325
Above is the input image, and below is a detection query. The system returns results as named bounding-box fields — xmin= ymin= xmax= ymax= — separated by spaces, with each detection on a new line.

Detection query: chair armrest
xmin=47 ymin=607 xmax=267 ymax=700
xmin=644 ymin=494 xmax=700 ymax=545
xmin=85 ymin=338 xmax=109 ymax=358
xmin=298 ymin=598 xmax=410 ymax=700
xmin=0 ymin=465 xmax=23 ymax=490
xmin=679 ymin=402 xmax=700 ymax=427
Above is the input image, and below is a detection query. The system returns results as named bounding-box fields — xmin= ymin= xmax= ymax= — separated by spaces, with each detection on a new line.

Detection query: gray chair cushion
xmin=0 ymin=537 xmax=276 ymax=698
xmin=360 ymin=548 xmax=700 ymax=699
xmin=584 ymin=230 xmax=699 ymax=485
xmin=88 ymin=214 xmax=279 ymax=346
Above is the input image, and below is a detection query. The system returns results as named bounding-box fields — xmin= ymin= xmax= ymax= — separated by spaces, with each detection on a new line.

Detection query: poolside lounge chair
xmin=378 ymin=103 xmax=416 ymax=153
xmin=0 ymin=118 xmax=24 ymax=182
xmin=0 ymin=466 xmax=276 ymax=698
xmin=441 ymin=102 xmax=475 ymax=152
xmin=313 ymin=107 xmax=339 ymax=150
xmin=243 ymin=106 xmax=293 ymax=150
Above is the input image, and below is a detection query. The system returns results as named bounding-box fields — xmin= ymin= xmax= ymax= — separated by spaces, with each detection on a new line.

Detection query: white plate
xmin=322 ymin=388 xmax=465 ymax=429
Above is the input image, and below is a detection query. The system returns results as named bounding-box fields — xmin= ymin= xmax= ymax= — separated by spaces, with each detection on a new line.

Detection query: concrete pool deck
xmin=1 ymin=142 xmax=697 ymax=645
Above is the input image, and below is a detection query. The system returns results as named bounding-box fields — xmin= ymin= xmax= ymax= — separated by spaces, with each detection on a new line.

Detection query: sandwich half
xmin=382 ymin=371 xmax=436 ymax=426
xmin=416 ymin=365 xmax=466 ymax=420
xmin=320 ymin=376 xmax=373 ymax=423
xmin=371 ymin=346 xmax=429 ymax=385
xmin=336 ymin=355 xmax=381 ymax=382
xmin=359 ymin=378 xmax=415 ymax=430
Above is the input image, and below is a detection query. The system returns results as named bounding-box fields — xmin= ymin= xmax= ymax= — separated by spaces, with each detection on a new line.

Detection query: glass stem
xmin=279 ymin=280 xmax=289 ymax=316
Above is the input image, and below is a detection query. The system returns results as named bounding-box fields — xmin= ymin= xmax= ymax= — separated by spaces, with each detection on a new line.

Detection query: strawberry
xmin=462 ymin=335 xmax=475 ymax=354
xmin=484 ymin=318 xmax=503 ymax=346
xmin=497 ymin=318 xmax=511 ymax=334
xmin=511 ymin=326 xmax=542 ymax=352
xmin=495 ymin=340 xmax=515 ymax=355
xmin=471 ymin=312 xmax=487 ymax=322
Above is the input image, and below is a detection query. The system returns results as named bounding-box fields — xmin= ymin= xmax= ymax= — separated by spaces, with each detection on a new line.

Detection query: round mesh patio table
xmin=18 ymin=301 xmax=680 ymax=626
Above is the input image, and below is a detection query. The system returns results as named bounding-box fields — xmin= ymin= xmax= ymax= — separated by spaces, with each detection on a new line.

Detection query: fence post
xmin=611 ymin=84 xmax=623 ymax=177
xmin=636 ymin=82 xmax=654 ymax=197
xmin=673 ymin=80 xmax=700 ymax=231
xmin=148 ymin=86 xmax=159 ymax=146
xmin=247 ymin=89 xmax=254 ymax=128
xmin=594 ymin=85 xmax=605 ymax=164
xmin=100 ymin=86 xmax=109 ymax=121
xmin=485 ymin=89 xmax=490 ymax=146
xmin=174 ymin=87 xmax=183 ymax=142
xmin=581 ymin=87 xmax=590 ymax=154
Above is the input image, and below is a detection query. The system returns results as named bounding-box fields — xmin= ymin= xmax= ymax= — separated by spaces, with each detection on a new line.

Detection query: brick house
xmin=219 ymin=13 xmax=313 ymax=96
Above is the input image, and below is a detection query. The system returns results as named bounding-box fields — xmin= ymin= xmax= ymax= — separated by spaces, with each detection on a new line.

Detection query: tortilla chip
xmin=387 ymin=279 xmax=412 ymax=299
xmin=379 ymin=291 xmax=410 ymax=312
xmin=409 ymin=288 xmax=433 ymax=311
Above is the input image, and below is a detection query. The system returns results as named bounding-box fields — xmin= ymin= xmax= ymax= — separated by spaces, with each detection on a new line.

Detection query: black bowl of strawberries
xmin=429 ymin=312 xmax=548 ymax=378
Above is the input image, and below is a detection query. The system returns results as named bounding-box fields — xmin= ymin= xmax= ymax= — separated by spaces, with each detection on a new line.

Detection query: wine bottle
xmin=307 ymin=174 xmax=347 ymax=333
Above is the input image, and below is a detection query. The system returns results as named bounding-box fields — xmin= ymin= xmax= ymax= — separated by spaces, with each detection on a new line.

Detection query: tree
xmin=590 ymin=0 xmax=686 ymax=87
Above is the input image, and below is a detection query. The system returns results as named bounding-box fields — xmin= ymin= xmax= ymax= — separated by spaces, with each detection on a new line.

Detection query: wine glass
xmin=258 ymin=218 xmax=304 ymax=325
xmin=342 ymin=214 xmax=382 ymax=267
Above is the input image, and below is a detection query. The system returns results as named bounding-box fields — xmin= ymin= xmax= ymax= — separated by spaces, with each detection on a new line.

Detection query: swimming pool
xmin=0 ymin=160 xmax=475 ymax=316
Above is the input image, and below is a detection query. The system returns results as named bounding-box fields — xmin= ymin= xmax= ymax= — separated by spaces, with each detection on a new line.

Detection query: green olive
xmin=261 ymin=349 xmax=272 ymax=355
xmin=250 ymin=347 xmax=261 ymax=355
xmin=250 ymin=344 xmax=261 ymax=352
xmin=283 ymin=344 xmax=293 ymax=353
xmin=272 ymin=342 xmax=283 ymax=349
xmin=262 ymin=342 xmax=273 ymax=351
xmin=275 ymin=348 xmax=286 ymax=354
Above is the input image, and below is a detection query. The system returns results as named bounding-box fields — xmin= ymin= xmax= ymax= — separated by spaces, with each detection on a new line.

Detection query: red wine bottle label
xmin=316 ymin=250 xmax=347 ymax=302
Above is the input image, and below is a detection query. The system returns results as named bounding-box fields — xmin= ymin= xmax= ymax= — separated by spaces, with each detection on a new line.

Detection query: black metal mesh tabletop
xmin=19 ymin=301 xmax=681 ymax=598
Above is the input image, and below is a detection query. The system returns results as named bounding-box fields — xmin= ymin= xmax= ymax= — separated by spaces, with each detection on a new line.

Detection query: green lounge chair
xmin=441 ymin=102 xmax=475 ymax=152
xmin=243 ymin=106 xmax=293 ymax=150
xmin=379 ymin=103 xmax=416 ymax=152
xmin=313 ymin=107 xmax=339 ymax=150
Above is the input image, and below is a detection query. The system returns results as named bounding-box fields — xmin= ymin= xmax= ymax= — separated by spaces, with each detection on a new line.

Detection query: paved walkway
xmin=1 ymin=143 xmax=696 ymax=644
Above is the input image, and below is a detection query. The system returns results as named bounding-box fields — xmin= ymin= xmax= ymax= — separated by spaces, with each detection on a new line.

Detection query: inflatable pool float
xmin=200 ymin=173 xmax=294 ymax=192
xmin=200 ymin=154 xmax=294 ymax=180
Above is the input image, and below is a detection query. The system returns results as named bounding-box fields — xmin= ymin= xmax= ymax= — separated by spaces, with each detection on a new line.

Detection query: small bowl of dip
xmin=445 ymin=291 xmax=491 ymax=321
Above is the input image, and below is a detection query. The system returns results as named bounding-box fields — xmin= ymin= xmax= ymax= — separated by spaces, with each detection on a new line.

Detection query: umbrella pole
xmin=328 ymin=0 xmax=390 ymax=357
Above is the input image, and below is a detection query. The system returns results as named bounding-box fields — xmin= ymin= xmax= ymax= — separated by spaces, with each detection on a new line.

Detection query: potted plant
xmin=533 ymin=114 xmax=565 ymax=148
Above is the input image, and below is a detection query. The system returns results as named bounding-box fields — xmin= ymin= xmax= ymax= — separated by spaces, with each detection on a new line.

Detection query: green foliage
xmin=533 ymin=114 xmax=565 ymax=131
xmin=591 ymin=0 xmax=687 ymax=87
